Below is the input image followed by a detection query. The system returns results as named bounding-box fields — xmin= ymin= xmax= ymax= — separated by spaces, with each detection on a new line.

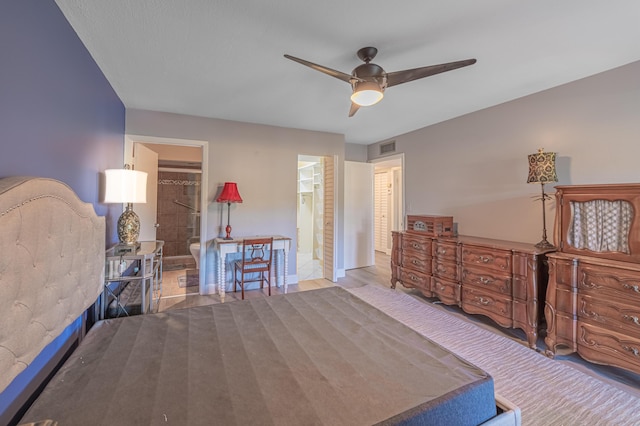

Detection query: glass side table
xmin=103 ymin=240 xmax=164 ymax=319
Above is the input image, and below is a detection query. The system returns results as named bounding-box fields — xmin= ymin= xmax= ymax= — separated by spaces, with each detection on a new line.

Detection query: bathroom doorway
xmin=297 ymin=155 xmax=325 ymax=281
xmin=156 ymin=157 xmax=202 ymax=272
xmin=125 ymin=135 xmax=209 ymax=295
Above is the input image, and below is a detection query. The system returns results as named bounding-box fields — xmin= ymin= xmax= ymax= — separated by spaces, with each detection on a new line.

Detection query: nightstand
xmin=103 ymin=240 xmax=164 ymax=319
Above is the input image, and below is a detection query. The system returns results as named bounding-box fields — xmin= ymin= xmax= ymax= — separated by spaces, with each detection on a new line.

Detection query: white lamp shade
xmin=104 ymin=169 xmax=148 ymax=203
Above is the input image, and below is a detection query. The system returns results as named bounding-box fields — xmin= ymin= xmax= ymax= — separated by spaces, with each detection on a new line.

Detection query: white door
xmin=344 ymin=161 xmax=374 ymax=269
xmin=323 ymin=156 xmax=337 ymax=282
xmin=133 ymin=143 xmax=158 ymax=241
xmin=374 ymin=172 xmax=389 ymax=253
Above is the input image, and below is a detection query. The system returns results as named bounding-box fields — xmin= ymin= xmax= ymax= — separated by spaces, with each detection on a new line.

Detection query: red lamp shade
xmin=216 ymin=182 xmax=243 ymax=203
xmin=217 ymin=182 xmax=242 ymax=239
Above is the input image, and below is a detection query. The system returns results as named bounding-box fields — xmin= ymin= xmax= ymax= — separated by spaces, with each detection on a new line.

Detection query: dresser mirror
xmin=555 ymin=184 xmax=640 ymax=262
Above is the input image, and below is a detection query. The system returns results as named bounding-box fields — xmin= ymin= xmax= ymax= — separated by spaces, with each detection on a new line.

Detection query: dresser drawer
xmin=431 ymin=276 xmax=460 ymax=305
xmin=548 ymin=255 xmax=574 ymax=288
xmin=433 ymin=258 xmax=458 ymax=281
xmin=401 ymin=233 xmax=432 ymax=254
xmin=461 ymin=287 xmax=512 ymax=328
xmin=399 ymin=268 xmax=430 ymax=291
xmin=577 ymin=294 xmax=640 ymax=339
xmin=402 ymin=251 xmax=432 ymax=274
xmin=461 ymin=245 xmax=511 ymax=274
xmin=577 ymin=264 xmax=640 ymax=303
xmin=461 ymin=265 xmax=511 ymax=296
xmin=577 ymin=322 xmax=640 ymax=375
xmin=432 ymin=239 xmax=458 ymax=262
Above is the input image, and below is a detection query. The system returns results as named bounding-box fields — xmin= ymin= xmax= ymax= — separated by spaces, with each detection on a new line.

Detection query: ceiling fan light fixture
xmin=284 ymin=47 xmax=476 ymax=117
xmin=350 ymin=81 xmax=384 ymax=106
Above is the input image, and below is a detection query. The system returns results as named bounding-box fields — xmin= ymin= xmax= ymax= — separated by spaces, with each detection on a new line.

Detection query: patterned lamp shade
xmin=527 ymin=149 xmax=558 ymax=184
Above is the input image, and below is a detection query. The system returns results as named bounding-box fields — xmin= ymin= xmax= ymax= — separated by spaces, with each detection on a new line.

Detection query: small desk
xmin=213 ymin=235 xmax=291 ymax=302
xmin=103 ymin=240 xmax=164 ymax=318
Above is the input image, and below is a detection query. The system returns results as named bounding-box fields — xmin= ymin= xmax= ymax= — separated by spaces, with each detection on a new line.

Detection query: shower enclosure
xmin=156 ymin=165 xmax=201 ymax=271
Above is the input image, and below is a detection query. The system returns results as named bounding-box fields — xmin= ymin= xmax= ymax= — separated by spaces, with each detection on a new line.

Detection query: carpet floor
xmin=346 ymin=284 xmax=640 ymax=426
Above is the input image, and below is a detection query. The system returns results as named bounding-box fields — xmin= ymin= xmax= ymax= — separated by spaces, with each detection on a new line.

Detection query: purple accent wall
xmin=0 ymin=2 xmax=125 ymax=422
xmin=0 ymin=0 xmax=124 ymax=242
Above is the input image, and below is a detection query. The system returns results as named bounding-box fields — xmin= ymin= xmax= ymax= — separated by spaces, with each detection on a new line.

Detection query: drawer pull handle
xmin=412 ymin=260 xmax=421 ymax=266
xmin=475 ymin=296 xmax=491 ymax=306
xmin=479 ymin=256 xmax=492 ymax=263
xmin=622 ymin=283 xmax=640 ymax=294
xmin=479 ymin=277 xmax=494 ymax=285
xmin=437 ymin=248 xmax=446 ymax=255
xmin=623 ymin=314 xmax=640 ymax=326
xmin=409 ymin=274 xmax=419 ymax=282
xmin=622 ymin=345 xmax=640 ymax=358
xmin=412 ymin=243 xmax=421 ymax=249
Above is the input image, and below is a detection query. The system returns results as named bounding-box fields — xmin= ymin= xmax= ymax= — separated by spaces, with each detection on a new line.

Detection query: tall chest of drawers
xmin=543 ymin=183 xmax=640 ymax=374
xmin=391 ymin=232 xmax=551 ymax=349
xmin=545 ymin=253 xmax=640 ymax=374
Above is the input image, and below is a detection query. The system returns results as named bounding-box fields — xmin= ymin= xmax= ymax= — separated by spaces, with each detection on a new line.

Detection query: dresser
xmin=392 ymin=232 xmax=551 ymax=349
xmin=544 ymin=184 xmax=640 ymax=374
xmin=391 ymin=231 xmax=433 ymax=296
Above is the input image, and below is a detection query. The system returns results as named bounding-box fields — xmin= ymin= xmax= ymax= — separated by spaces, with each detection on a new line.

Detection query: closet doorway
xmin=372 ymin=154 xmax=404 ymax=256
xmin=297 ymin=155 xmax=334 ymax=281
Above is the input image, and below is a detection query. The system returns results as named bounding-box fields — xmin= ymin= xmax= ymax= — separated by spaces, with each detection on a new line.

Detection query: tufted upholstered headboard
xmin=0 ymin=177 xmax=105 ymax=395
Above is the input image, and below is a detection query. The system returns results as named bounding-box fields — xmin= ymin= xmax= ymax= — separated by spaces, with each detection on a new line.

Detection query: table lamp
xmin=104 ymin=165 xmax=148 ymax=251
xmin=527 ymin=148 xmax=558 ymax=249
xmin=216 ymin=182 xmax=243 ymax=240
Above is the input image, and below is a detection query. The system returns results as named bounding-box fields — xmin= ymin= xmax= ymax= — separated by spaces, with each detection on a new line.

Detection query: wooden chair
xmin=234 ymin=237 xmax=273 ymax=299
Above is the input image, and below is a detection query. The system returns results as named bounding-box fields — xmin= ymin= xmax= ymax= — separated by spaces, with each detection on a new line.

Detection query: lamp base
xmin=224 ymin=224 xmax=233 ymax=240
xmin=117 ymin=204 xmax=141 ymax=245
xmin=534 ymin=239 xmax=555 ymax=250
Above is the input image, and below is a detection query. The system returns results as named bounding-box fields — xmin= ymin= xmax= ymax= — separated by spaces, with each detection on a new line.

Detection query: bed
xmin=1 ymin=177 xmax=517 ymax=425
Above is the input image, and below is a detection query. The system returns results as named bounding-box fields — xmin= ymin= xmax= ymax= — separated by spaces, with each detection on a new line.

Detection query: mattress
xmin=20 ymin=287 xmax=496 ymax=425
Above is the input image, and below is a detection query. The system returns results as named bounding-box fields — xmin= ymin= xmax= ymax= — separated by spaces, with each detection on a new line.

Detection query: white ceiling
xmin=55 ymin=1 xmax=640 ymax=145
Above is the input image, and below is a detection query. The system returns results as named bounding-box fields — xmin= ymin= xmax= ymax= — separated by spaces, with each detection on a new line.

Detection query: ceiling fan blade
xmin=386 ymin=58 xmax=477 ymax=87
xmin=284 ymin=54 xmax=353 ymax=84
xmin=348 ymin=102 xmax=360 ymax=117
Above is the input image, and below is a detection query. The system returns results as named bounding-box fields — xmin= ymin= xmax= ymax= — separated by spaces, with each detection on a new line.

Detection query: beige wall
xmin=126 ymin=110 xmax=346 ymax=280
xmin=345 ymin=143 xmax=368 ymax=162
xmin=126 ymin=59 xmax=640 ymax=274
xmin=368 ymin=60 xmax=640 ymax=244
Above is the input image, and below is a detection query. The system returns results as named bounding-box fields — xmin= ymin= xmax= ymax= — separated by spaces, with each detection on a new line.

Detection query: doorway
xmin=125 ymin=135 xmax=210 ymax=295
xmin=297 ymin=155 xmax=325 ymax=281
xmin=372 ymin=155 xmax=404 ymax=257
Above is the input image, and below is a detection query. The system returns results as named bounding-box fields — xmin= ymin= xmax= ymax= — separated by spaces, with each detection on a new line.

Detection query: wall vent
xmin=379 ymin=141 xmax=396 ymax=155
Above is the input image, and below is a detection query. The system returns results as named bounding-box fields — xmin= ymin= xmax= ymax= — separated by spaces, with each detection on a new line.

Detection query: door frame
xmin=370 ymin=153 xmax=405 ymax=254
xmin=125 ymin=134 xmax=210 ymax=295
xmin=296 ymin=154 xmax=337 ymax=282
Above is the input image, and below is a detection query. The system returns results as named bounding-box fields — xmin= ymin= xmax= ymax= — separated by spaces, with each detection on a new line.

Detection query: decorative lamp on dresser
xmin=544 ymin=184 xmax=640 ymax=375
xmin=391 ymin=215 xmax=552 ymax=350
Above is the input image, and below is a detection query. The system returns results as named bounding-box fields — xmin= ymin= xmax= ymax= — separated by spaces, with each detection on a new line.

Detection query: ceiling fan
xmin=284 ymin=47 xmax=476 ymax=117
